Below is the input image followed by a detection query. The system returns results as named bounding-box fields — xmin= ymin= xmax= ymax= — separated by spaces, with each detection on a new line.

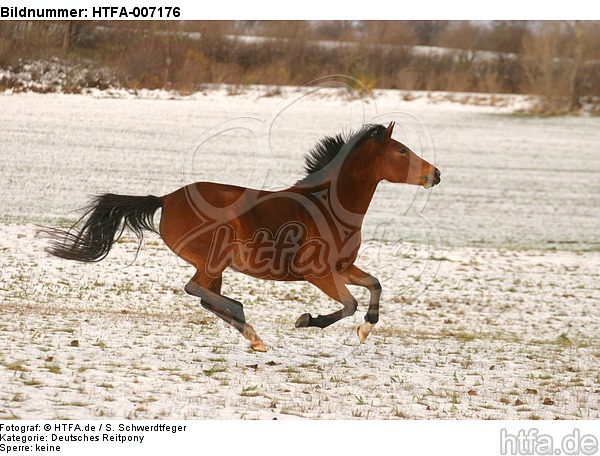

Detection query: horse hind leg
xmin=185 ymin=273 xmax=266 ymax=352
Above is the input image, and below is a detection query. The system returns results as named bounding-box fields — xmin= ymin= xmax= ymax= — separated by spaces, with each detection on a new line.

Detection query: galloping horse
xmin=44 ymin=122 xmax=440 ymax=352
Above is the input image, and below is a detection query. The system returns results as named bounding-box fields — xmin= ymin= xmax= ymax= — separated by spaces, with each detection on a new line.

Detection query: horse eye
xmin=399 ymin=148 xmax=408 ymax=154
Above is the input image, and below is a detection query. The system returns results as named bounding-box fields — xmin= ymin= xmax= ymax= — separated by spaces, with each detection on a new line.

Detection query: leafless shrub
xmin=521 ymin=21 xmax=598 ymax=114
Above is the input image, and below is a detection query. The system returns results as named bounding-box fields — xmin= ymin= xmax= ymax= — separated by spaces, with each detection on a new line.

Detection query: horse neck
xmin=326 ymin=152 xmax=381 ymax=228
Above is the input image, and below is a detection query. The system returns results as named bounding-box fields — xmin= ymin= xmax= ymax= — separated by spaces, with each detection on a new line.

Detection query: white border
xmin=4 ymin=0 xmax=600 ymax=20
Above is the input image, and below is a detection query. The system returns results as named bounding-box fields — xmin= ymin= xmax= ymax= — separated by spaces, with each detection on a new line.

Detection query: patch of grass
xmin=240 ymin=385 xmax=259 ymax=397
xmin=426 ymin=388 xmax=443 ymax=397
xmin=208 ymin=357 xmax=226 ymax=363
xmin=66 ymin=401 xmax=89 ymax=407
xmin=288 ymin=375 xmax=319 ymax=385
xmin=203 ymin=364 xmax=227 ymax=377
xmin=279 ymin=408 xmax=303 ymax=417
xmin=557 ymin=332 xmax=572 ymax=347
xmin=177 ymin=373 xmax=194 ymax=382
xmin=92 ymin=339 xmax=106 ymax=350
xmin=394 ymin=407 xmax=408 ymax=418
xmin=44 ymin=363 xmax=61 ymax=374
xmin=279 ymin=366 xmax=300 ymax=374
xmin=431 ymin=256 xmax=453 ymax=262
xmin=4 ymin=361 xmax=29 ymax=372
xmin=509 ymin=111 xmax=564 ymax=119
xmin=11 ymin=393 xmax=26 ymax=402
xmin=442 ymin=328 xmax=481 ymax=342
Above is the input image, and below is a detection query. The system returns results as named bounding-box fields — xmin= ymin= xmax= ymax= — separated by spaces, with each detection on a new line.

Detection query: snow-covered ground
xmin=1 ymin=225 xmax=598 ymax=419
xmin=0 ymin=87 xmax=599 ymax=419
xmin=1 ymin=87 xmax=598 ymax=250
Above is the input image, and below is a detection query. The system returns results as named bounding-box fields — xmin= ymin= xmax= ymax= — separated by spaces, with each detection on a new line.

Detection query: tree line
xmin=0 ymin=20 xmax=598 ymax=113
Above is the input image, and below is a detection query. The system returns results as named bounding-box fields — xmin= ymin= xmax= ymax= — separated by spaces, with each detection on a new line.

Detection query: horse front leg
xmin=295 ymin=275 xmax=358 ymax=329
xmin=342 ymin=265 xmax=381 ymax=343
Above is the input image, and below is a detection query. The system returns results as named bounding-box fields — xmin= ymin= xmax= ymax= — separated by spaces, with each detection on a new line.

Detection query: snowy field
xmin=0 ymin=86 xmax=599 ymax=419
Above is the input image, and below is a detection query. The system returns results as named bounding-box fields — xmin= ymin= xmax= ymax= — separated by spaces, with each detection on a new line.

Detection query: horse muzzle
xmin=422 ymin=168 xmax=441 ymax=189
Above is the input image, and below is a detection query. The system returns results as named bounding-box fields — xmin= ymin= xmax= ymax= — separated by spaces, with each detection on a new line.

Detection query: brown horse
xmin=44 ymin=122 xmax=440 ymax=352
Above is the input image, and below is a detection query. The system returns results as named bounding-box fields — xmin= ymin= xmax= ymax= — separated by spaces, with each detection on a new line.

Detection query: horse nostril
xmin=434 ymin=169 xmax=441 ymax=179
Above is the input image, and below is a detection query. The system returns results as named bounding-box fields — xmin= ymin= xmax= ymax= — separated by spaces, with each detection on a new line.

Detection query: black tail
xmin=42 ymin=194 xmax=163 ymax=262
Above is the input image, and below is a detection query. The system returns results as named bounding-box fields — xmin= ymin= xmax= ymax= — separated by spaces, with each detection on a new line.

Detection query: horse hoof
xmin=250 ymin=340 xmax=267 ymax=352
xmin=357 ymin=322 xmax=374 ymax=343
xmin=295 ymin=313 xmax=311 ymax=328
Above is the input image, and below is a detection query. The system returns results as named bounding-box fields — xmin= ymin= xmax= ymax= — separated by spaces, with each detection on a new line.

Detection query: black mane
xmin=302 ymin=124 xmax=386 ymax=177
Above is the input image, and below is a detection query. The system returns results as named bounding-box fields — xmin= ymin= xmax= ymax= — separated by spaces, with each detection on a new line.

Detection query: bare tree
xmin=361 ymin=21 xmax=417 ymax=45
xmin=522 ymin=21 xmax=590 ymax=113
xmin=522 ymin=22 xmax=566 ymax=112
xmin=567 ymin=21 xmax=584 ymax=112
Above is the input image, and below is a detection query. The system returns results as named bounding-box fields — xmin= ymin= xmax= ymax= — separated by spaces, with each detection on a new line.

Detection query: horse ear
xmin=385 ymin=121 xmax=395 ymax=139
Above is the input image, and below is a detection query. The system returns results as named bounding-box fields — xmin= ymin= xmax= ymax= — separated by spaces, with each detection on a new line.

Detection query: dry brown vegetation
xmin=1 ymin=20 xmax=599 ymax=113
